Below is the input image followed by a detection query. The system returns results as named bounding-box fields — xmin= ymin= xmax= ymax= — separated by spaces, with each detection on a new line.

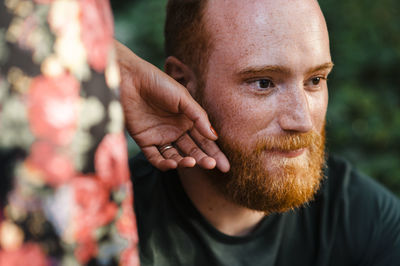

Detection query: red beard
xmin=210 ymin=128 xmax=326 ymax=214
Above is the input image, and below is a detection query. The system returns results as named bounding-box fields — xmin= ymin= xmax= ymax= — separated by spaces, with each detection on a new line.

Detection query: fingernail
xmin=210 ymin=126 xmax=218 ymax=137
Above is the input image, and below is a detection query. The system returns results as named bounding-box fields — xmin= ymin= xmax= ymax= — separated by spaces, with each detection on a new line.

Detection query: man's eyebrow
xmin=237 ymin=65 xmax=290 ymax=77
xmin=305 ymin=62 xmax=334 ymax=76
xmin=237 ymin=62 xmax=334 ymax=78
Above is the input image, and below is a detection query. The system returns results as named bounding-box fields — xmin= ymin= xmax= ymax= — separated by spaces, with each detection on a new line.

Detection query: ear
xmin=165 ymin=56 xmax=197 ymax=96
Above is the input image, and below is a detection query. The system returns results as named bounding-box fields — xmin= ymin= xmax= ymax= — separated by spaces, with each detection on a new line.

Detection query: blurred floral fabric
xmin=0 ymin=0 xmax=139 ymax=265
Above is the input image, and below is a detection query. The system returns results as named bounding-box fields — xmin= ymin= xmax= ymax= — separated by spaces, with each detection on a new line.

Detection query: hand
xmin=115 ymin=41 xmax=230 ymax=172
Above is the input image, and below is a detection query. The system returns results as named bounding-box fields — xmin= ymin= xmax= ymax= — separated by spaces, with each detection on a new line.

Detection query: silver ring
xmin=158 ymin=144 xmax=174 ymax=154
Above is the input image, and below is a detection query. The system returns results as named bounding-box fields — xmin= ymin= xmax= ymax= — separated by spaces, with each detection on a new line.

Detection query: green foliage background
xmin=111 ymin=0 xmax=400 ymax=196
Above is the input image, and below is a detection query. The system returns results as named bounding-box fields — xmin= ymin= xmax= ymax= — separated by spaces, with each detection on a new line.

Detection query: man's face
xmin=196 ymin=0 xmax=333 ymax=213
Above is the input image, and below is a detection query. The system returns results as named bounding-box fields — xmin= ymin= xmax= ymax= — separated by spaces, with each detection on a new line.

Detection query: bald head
xmin=203 ymin=0 xmax=330 ymax=79
xmin=165 ymin=0 xmax=330 ymax=82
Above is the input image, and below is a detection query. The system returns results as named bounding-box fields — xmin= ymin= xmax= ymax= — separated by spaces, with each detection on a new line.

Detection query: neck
xmin=178 ymin=167 xmax=265 ymax=237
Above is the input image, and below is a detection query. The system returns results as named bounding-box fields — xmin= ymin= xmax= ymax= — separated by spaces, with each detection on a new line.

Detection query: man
xmin=130 ymin=0 xmax=400 ymax=265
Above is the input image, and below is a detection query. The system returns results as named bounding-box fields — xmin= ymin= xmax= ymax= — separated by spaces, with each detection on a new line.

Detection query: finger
xmin=175 ymin=134 xmax=217 ymax=170
xmin=177 ymin=92 xmax=218 ymax=141
xmin=161 ymin=57 xmax=216 ymax=141
xmin=160 ymin=145 xmax=196 ymax=168
xmin=141 ymin=146 xmax=177 ymax=171
xmin=178 ymin=157 xmax=197 ymax=168
xmin=190 ymin=129 xmax=231 ymax=173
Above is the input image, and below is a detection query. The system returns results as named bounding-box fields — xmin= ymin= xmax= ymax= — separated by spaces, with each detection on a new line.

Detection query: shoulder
xmin=323 ymin=155 xmax=400 ymax=264
xmin=325 ymin=154 xmax=400 ymax=210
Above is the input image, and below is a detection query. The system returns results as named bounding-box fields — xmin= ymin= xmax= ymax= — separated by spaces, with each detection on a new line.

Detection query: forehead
xmin=204 ymin=0 xmax=330 ymax=70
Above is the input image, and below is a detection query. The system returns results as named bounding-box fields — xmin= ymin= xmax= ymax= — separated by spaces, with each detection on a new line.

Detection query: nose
xmin=278 ymin=86 xmax=313 ymax=133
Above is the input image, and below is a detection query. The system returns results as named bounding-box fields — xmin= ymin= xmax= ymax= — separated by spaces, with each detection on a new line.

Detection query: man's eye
xmin=306 ymin=76 xmax=327 ymax=89
xmin=245 ymin=78 xmax=276 ymax=94
xmin=256 ymin=79 xmax=275 ymax=89
xmin=311 ymin=77 xmax=321 ymax=85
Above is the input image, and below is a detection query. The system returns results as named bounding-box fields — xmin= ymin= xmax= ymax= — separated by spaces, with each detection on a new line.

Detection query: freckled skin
xmin=203 ymin=0 xmax=331 ymax=146
xmin=172 ymin=0 xmax=333 ymax=236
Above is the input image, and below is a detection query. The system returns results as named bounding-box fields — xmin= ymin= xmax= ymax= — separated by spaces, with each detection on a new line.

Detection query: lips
xmin=267 ymin=148 xmax=306 ymax=158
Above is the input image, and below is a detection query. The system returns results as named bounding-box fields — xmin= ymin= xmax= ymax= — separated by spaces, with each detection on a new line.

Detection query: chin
xmin=212 ymin=129 xmax=326 ymax=214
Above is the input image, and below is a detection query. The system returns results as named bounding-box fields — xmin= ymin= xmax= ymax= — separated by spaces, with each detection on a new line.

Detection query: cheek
xmin=203 ymin=87 xmax=276 ymax=143
xmin=204 ymin=93 xmax=245 ymax=135
xmin=307 ymin=89 xmax=328 ymax=131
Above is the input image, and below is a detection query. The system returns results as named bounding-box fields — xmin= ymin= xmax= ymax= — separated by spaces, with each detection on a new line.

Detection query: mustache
xmin=254 ymin=131 xmax=322 ymax=154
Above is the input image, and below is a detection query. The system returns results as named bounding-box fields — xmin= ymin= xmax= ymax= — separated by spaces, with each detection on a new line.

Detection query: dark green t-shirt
xmin=130 ymin=154 xmax=400 ymax=266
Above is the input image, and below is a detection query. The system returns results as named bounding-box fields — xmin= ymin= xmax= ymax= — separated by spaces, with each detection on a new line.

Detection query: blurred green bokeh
xmin=111 ymin=0 xmax=400 ymax=196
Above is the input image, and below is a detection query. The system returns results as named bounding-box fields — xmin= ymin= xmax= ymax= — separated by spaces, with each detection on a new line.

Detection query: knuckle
xmin=148 ymin=156 xmax=162 ymax=166
xmin=210 ymin=151 xmax=221 ymax=159
xmin=146 ymin=152 xmax=158 ymax=162
xmin=188 ymin=146 xmax=200 ymax=156
xmin=176 ymin=134 xmax=187 ymax=144
xmin=169 ymin=153 xmax=181 ymax=161
xmin=199 ymin=138 xmax=210 ymax=148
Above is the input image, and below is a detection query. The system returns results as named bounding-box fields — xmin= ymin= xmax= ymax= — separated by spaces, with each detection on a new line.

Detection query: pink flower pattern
xmin=80 ymin=0 xmax=115 ymax=72
xmin=0 ymin=243 xmax=48 ymax=266
xmin=0 ymin=0 xmax=139 ymax=265
xmin=28 ymin=73 xmax=80 ymax=146
xmin=26 ymin=141 xmax=75 ymax=186
xmin=95 ymin=133 xmax=130 ymax=190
